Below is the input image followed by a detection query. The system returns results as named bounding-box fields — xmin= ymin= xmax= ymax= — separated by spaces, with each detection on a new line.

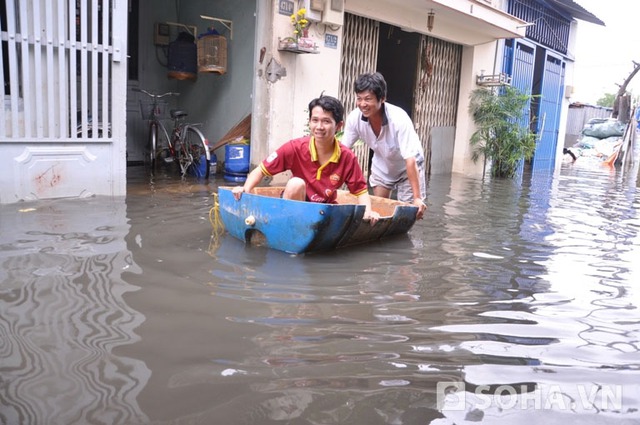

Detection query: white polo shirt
xmin=342 ymin=102 xmax=424 ymax=182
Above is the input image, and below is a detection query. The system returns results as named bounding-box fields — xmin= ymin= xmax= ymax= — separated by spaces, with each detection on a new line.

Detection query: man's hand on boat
xmin=356 ymin=193 xmax=380 ymax=226
xmin=412 ymin=198 xmax=427 ymax=220
xmin=231 ymin=185 xmax=246 ymax=200
xmin=364 ymin=210 xmax=380 ymax=225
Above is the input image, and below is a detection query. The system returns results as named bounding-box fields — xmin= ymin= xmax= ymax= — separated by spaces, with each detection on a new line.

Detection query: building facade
xmin=1 ymin=0 xmax=600 ymax=204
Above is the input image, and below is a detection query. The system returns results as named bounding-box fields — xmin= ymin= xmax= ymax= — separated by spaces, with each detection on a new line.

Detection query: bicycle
xmin=135 ymin=88 xmax=210 ymax=178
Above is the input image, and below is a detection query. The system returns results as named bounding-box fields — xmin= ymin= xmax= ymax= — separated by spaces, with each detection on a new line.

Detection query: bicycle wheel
xmin=147 ymin=122 xmax=158 ymax=172
xmin=178 ymin=126 xmax=210 ymax=179
xmin=148 ymin=121 xmax=172 ymax=174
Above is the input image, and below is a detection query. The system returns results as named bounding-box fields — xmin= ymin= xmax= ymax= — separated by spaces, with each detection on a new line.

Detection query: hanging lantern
xmin=427 ymin=10 xmax=435 ymax=32
xmin=197 ymin=28 xmax=227 ymax=74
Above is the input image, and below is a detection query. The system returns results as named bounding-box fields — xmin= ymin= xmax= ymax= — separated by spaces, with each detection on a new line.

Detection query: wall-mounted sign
xmin=278 ymin=0 xmax=294 ymax=16
xmin=324 ymin=34 xmax=338 ymax=49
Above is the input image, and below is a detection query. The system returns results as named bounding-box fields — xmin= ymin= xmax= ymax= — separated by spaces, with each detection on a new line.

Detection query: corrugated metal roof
xmin=545 ymin=0 xmax=605 ymax=26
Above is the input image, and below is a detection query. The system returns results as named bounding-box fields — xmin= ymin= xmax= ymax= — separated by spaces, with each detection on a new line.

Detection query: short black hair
xmin=354 ymin=72 xmax=387 ymax=101
xmin=308 ymin=95 xmax=344 ymax=123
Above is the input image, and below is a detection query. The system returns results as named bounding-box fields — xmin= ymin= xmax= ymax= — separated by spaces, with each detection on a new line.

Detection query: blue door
xmin=534 ymin=53 xmax=565 ymax=169
xmin=506 ymin=41 xmax=535 ymax=95
xmin=503 ymin=40 xmax=536 ymax=178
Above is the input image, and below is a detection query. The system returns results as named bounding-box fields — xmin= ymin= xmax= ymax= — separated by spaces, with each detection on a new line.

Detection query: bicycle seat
xmin=170 ymin=109 xmax=188 ymax=119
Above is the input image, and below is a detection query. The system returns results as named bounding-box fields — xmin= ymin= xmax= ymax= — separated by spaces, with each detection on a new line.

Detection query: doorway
xmin=376 ymin=23 xmax=420 ymax=118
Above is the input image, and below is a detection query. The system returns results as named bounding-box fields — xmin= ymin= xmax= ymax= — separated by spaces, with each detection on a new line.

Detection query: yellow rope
xmin=208 ymin=192 xmax=225 ymax=254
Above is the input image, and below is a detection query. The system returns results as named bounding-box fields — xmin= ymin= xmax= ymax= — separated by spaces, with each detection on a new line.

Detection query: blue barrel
xmin=224 ymin=144 xmax=250 ymax=182
xmin=209 ymin=153 xmax=218 ymax=176
xmin=188 ymin=154 xmax=209 ymax=178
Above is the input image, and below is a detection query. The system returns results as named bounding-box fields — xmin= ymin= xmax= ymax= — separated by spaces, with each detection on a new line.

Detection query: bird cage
xmin=168 ymin=31 xmax=198 ymax=81
xmin=197 ymin=31 xmax=227 ymax=74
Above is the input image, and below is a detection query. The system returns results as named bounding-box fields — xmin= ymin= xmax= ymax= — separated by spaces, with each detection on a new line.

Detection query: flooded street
xmin=1 ymin=157 xmax=640 ymax=424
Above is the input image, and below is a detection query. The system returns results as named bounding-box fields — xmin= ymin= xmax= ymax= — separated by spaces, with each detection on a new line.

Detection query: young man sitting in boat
xmin=231 ymin=94 xmax=380 ymax=225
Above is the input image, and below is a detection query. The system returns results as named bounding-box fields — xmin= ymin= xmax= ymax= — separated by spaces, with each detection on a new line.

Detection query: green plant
xmin=596 ymin=93 xmax=616 ymax=108
xmin=290 ymin=8 xmax=309 ymax=39
xmin=469 ymin=86 xmax=538 ymax=178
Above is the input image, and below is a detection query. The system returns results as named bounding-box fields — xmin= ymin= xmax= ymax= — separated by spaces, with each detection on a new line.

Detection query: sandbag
xmin=581 ymin=119 xmax=625 ymax=139
xmin=576 ymin=135 xmax=599 ymax=148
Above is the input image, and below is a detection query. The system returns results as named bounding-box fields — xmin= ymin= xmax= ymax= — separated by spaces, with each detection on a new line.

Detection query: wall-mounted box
xmin=154 ymin=22 xmax=171 ymax=46
xmin=565 ymin=85 xmax=574 ymax=99
xmin=310 ymin=0 xmax=324 ymax=12
xmin=302 ymin=0 xmax=322 ymax=22
xmin=322 ymin=0 xmax=344 ymax=27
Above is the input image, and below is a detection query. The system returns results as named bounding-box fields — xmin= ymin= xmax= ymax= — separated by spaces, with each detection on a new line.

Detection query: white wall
xmin=253 ymin=1 xmax=343 ymax=179
xmin=553 ymin=19 xmax=580 ymax=168
xmin=451 ymin=42 xmax=500 ymax=176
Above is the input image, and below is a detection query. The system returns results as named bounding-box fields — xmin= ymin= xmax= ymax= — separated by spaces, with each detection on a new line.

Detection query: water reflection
xmin=0 ymin=158 xmax=638 ymax=424
xmin=0 ymin=198 xmax=149 ymax=424
xmin=431 ymin=162 xmax=640 ymax=422
xmin=204 ymin=234 xmax=454 ymax=424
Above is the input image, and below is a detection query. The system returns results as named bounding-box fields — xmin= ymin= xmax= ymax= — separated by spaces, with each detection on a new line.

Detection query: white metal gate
xmin=1 ymin=0 xmax=128 ymax=203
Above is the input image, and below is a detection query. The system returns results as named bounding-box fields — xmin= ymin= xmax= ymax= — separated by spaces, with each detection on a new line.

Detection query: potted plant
xmin=468 ymin=86 xmax=538 ymax=178
xmin=290 ymin=8 xmax=309 ymax=42
xmin=279 ymin=8 xmax=314 ymax=51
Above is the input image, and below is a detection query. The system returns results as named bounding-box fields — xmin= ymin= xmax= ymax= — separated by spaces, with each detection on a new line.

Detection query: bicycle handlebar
xmin=133 ymin=88 xmax=180 ymax=99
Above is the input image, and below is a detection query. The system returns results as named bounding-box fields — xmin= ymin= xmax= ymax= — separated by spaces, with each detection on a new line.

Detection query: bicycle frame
xmin=172 ymin=121 xmax=209 ymax=176
xmin=146 ymin=119 xmax=167 ymax=151
xmin=137 ymin=88 xmax=210 ymax=178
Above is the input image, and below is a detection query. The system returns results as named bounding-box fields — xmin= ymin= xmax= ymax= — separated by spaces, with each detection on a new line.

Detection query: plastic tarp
xmin=565 ymin=118 xmax=625 ymax=165
xmin=581 ymin=118 xmax=625 ymax=139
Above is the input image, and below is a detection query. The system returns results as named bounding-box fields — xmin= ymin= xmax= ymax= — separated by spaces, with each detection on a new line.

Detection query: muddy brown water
xmin=1 ymin=158 xmax=639 ymax=424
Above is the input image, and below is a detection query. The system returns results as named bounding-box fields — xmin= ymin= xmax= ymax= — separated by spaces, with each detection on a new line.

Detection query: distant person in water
xmin=232 ymin=94 xmax=379 ymax=224
xmin=563 ymin=147 xmax=577 ymax=161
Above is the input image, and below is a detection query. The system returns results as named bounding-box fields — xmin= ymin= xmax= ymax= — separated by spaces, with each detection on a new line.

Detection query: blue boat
xmin=217 ymin=186 xmax=419 ymax=254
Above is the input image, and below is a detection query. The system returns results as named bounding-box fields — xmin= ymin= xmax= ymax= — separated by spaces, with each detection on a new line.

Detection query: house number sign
xmin=324 ymin=34 xmax=338 ymax=49
xmin=279 ymin=0 xmax=294 ymax=16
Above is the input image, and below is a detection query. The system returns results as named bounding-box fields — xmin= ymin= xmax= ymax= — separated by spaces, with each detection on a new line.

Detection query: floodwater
xmin=1 ymin=155 xmax=640 ymax=425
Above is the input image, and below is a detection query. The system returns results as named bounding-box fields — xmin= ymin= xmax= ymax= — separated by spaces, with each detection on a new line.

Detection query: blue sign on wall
xmin=279 ymin=0 xmax=294 ymax=16
xmin=325 ymin=34 xmax=338 ymax=49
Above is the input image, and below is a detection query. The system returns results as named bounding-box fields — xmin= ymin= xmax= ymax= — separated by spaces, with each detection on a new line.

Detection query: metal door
xmin=0 ymin=0 xmax=128 ymax=203
xmin=413 ymin=35 xmax=462 ymax=175
xmin=502 ymin=39 xmax=535 ymax=178
xmin=504 ymin=39 xmax=535 ymax=127
xmin=339 ymin=13 xmax=379 ymax=176
xmin=534 ymin=52 xmax=565 ymax=169
xmin=339 ymin=13 xmax=462 ymax=177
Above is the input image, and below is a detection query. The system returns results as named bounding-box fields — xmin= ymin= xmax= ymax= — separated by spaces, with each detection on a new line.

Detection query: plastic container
xmin=189 ymin=154 xmax=209 ymax=178
xmin=210 ymin=153 xmax=218 ymax=175
xmin=224 ymin=143 xmax=250 ymax=182
xmin=222 ymin=172 xmax=247 ymax=183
